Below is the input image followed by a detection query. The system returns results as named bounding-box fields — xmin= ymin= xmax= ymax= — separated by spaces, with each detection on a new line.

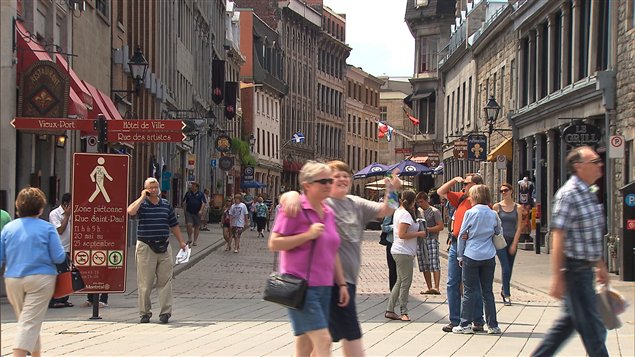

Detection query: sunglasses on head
xmin=312 ymin=178 xmax=334 ymax=185
xmin=500 ymin=188 xmax=510 ymax=193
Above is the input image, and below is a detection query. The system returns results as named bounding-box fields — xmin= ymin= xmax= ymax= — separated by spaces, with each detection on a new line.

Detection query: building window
xmin=415 ymin=0 xmax=429 ymax=7
xmin=96 ymin=0 xmax=108 ymax=16
xmin=418 ymin=37 xmax=438 ymax=73
xmin=380 ymin=106 xmax=387 ymax=121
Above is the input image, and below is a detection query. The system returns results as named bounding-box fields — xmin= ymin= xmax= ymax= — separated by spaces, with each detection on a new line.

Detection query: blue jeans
xmin=460 ymin=256 xmax=497 ymax=328
xmin=532 ymin=258 xmax=608 ymax=357
xmin=447 ymin=241 xmax=484 ymax=326
xmin=496 ymin=243 xmax=517 ymax=297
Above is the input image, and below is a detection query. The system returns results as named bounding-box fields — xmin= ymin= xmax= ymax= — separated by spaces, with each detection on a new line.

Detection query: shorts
xmin=288 ymin=286 xmax=332 ymax=336
xmin=184 ymin=211 xmax=201 ymax=226
xmin=222 ymin=223 xmax=230 ymax=228
xmin=417 ymin=237 xmax=440 ymax=272
xmin=230 ymin=226 xmax=244 ymax=238
xmin=329 ymin=283 xmax=362 ymax=342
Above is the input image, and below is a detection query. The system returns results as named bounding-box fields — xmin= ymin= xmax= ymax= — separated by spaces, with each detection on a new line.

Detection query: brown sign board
xmin=71 ymin=153 xmax=129 ymax=293
xmin=453 ymin=140 xmax=468 ymax=160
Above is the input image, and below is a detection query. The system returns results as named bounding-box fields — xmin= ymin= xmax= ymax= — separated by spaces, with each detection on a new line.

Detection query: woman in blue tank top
xmin=492 ymin=183 xmax=522 ymax=306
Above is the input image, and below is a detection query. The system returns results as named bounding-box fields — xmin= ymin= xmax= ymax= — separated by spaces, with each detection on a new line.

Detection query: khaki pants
xmin=135 ymin=241 xmax=173 ymax=317
xmin=386 ymin=254 xmax=415 ymax=315
xmin=5 ymin=274 xmax=56 ymax=353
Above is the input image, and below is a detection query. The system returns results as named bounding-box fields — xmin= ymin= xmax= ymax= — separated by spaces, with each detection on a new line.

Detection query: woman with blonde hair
xmin=268 ymin=161 xmax=349 ymax=357
xmin=493 ymin=183 xmax=522 ymax=305
xmin=385 ymin=190 xmax=427 ymax=322
xmin=454 ymin=184 xmax=502 ymax=334
xmin=1 ymin=187 xmax=66 ymax=357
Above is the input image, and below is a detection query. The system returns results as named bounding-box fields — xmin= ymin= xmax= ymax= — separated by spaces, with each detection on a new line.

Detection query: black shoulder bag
xmin=263 ymin=210 xmax=317 ymax=310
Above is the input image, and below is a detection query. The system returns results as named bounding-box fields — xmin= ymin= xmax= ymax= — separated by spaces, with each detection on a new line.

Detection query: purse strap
xmin=272 ymin=208 xmax=318 ymax=282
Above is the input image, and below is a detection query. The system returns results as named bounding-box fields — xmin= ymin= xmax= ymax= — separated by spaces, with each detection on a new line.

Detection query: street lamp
xmin=112 ymin=46 xmax=149 ymax=101
xmin=128 ymin=47 xmax=149 ymax=94
xmin=484 ymin=95 xmax=501 ymax=135
xmin=248 ymin=134 xmax=256 ymax=152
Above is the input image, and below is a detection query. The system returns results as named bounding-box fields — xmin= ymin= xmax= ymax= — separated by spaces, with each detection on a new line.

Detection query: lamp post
xmin=248 ymin=134 xmax=256 ymax=152
xmin=484 ymin=95 xmax=501 ymax=136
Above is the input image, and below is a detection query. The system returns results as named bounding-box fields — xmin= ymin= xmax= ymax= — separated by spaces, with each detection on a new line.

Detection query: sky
xmin=323 ymin=0 xmax=414 ymax=78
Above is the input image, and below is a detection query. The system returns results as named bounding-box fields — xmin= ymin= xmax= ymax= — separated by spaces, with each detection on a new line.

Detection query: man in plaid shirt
xmin=533 ymin=146 xmax=609 ymax=357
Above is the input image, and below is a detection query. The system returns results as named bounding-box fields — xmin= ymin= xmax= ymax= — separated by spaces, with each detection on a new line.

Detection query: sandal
xmin=49 ymin=302 xmax=66 ymax=308
xmin=385 ymin=311 xmax=400 ymax=320
xmin=400 ymin=314 xmax=411 ymax=322
xmin=430 ymin=288 xmax=441 ymax=295
xmin=63 ymin=302 xmax=74 ymax=307
xmin=420 ymin=289 xmax=434 ymax=295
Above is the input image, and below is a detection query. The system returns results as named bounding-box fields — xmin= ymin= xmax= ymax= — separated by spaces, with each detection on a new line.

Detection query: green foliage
xmin=230 ymin=137 xmax=257 ymax=167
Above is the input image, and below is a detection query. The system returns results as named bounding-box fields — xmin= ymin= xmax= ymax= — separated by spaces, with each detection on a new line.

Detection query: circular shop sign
xmin=244 ymin=166 xmax=254 ymax=176
xmin=218 ymin=156 xmax=234 ymax=171
xmin=562 ymin=123 xmax=601 ymax=147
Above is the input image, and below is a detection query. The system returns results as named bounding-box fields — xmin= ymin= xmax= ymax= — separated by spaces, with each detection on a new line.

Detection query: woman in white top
xmin=385 ymin=190 xmax=427 ymax=321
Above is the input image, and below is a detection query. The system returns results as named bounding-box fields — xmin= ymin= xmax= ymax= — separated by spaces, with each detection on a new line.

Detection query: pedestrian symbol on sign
xmin=88 ymin=157 xmax=114 ymax=203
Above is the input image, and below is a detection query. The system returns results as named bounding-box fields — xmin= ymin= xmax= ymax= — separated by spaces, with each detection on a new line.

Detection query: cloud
xmin=323 ymin=0 xmax=414 ymax=77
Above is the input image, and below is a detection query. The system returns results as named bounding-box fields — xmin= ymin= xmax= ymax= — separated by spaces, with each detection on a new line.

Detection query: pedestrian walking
xmin=200 ymin=188 xmax=211 ymax=231
xmin=48 ymin=193 xmax=74 ymax=309
xmin=453 ymin=184 xmax=502 ymax=335
xmin=532 ymin=146 xmax=609 ymax=357
xmin=437 ymin=174 xmax=485 ymax=332
xmin=254 ymin=197 xmax=268 ymax=238
xmin=221 ymin=200 xmax=232 ymax=251
xmin=182 ymin=182 xmax=206 ymax=246
xmin=268 ymin=161 xmax=349 ymax=357
xmin=228 ymin=193 xmax=249 ymax=253
xmin=385 ymin=190 xmax=426 ymax=322
xmin=415 ymin=191 xmax=444 ymax=295
xmin=1 ymin=187 xmax=66 ymax=357
xmin=492 ymin=183 xmax=522 ymax=306
xmin=127 ymin=177 xmax=187 ymax=324
xmin=281 ymin=160 xmax=397 ymax=356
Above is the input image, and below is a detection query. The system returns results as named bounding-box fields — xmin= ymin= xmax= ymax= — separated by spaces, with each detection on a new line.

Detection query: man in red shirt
xmin=437 ymin=174 xmax=485 ymax=333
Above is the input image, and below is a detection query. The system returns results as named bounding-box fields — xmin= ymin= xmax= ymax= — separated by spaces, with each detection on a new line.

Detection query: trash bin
xmin=619 ymin=181 xmax=635 ymax=281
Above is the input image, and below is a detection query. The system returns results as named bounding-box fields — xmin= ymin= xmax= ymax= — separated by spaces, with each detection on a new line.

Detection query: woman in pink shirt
xmin=269 ymin=161 xmax=349 ymax=357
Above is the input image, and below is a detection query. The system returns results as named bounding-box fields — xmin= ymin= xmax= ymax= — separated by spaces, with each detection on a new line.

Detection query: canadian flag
xmin=378 ymin=123 xmax=394 ymax=142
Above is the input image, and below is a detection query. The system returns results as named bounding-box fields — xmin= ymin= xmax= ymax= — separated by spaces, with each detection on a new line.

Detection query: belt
xmin=565 ymin=257 xmax=595 ymax=268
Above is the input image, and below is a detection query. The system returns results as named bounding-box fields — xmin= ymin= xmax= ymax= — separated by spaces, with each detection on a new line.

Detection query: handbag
xmin=143 ymin=239 xmax=169 ymax=253
xmin=492 ymin=215 xmax=507 ymax=250
xmin=263 ymin=210 xmax=317 ymax=310
xmin=379 ymin=231 xmax=389 ymax=246
xmin=596 ymin=283 xmax=628 ymax=330
xmin=53 ymin=265 xmax=85 ymax=299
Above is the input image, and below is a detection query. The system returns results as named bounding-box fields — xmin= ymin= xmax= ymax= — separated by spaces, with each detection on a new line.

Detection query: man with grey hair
xmin=437 ymin=173 xmax=485 ymax=333
xmin=127 ymin=177 xmax=187 ymax=324
xmin=533 ymin=146 xmax=608 ymax=356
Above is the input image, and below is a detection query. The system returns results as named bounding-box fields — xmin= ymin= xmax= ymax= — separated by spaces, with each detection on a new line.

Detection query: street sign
xmin=71 ymin=153 xmax=129 ymax=294
xmin=395 ymin=148 xmax=412 ymax=154
xmin=107 ymin=131 xmax=186 ymax=142
xmin=210 ymin=159 xmax=217 ymax=168
xmin=11 ymin=117 xmax=94 ymax=132
xmin=427 ymin=153 xmax=440 ymax=167
xmin=609 ymin=135 xmax=625 ymax=158
xmin=467 ymin=134 xmax=487 ymax=161
xmin=453 ymin=140 xmax=468 ymax=160
xmin=496 ymin=154 xmax=507 ymax=169
xmin=108 ymin=120 xmax=185 ymax=132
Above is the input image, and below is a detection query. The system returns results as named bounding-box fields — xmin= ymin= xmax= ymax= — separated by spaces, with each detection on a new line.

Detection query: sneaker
xmin=99 ymin=302 xmax=108 ymax=308
xmin=442 ymin=323 xmax=456 ymax=332
xmin=159 ymin=314 xmax=170 ymax=324
xmin=472 ymin=323 xmax=485 ymax=332
xmin=452 ymin=325 xmax=474 ymax=334
xmin=140 ymin=315 xmax=150 ymax=323
xmin=488 ymin=326 xmax=502 ymax=334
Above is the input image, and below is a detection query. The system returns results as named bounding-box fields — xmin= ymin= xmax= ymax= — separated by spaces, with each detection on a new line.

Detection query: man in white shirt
xmin=49 ymin=193 xmax=73 ymax=308
xmin=228 ymin=193 xmax=249 ymax=253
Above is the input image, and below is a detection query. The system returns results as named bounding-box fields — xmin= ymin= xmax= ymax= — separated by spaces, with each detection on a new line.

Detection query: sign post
xmin=72 ymin=153 xmax=129 ymax=319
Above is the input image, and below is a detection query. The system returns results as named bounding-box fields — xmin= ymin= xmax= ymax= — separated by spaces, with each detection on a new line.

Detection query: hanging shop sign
xmin=215 ymin=134 xmax=232 ymax=152
xmin=562 ymin=123 xmax=601 ymax=147
xmin=467 ymin=134 xmax=487 ymax=161
xmin=218 ymin=156 xmax=234 ymax=171
xmin=453 ymin=140 xmax=468 ymax=160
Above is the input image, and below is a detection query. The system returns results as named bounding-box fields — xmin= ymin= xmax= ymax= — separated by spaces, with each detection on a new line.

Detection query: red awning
xmin=96 ymin=89 xmax=123 ymax=120
xmin=82 ymin=81 xmax=113 ymax=120
xmin=283 ymin=160 xmax=303 ymax=172
xmin=15 ymin=20 xmax=88 ymax=119
xmin=55 ymin=53 xmax=93 ymax=110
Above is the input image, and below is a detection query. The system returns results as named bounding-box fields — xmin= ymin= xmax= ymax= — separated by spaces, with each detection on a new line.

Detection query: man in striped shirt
xmin=127 ymin=177 xmax=187 ymax=324
xmin=533 ymin=146 xmax=609 ymax=357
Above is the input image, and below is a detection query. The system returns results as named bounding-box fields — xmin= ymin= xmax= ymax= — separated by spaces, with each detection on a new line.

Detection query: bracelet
xmin=339 ymin=284 xmax=347 ymax=287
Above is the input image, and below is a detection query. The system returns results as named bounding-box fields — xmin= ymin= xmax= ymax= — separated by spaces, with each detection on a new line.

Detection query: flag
xmin=212 ymin=60 xmax=225 ymax=104
xmin=292 ymin=132 xmax=305 ymax=143
xmin=403 ymin=107 xmax=420 ymax=126
xmin=378 ymin=123 xmax=393 ymax=142
xmin=224 ymin=81 xmax=238 ymax=119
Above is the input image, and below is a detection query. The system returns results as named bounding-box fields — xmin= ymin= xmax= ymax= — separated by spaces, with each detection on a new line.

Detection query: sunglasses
xmin=500 ymin=188 xmax=510 ymax=193
xmin=312 ymin=178 xmax=334 ymax=185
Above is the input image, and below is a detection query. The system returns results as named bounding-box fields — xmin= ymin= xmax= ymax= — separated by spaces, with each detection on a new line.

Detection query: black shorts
xmin=329 ymin=283 xmax=362 ymax=342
